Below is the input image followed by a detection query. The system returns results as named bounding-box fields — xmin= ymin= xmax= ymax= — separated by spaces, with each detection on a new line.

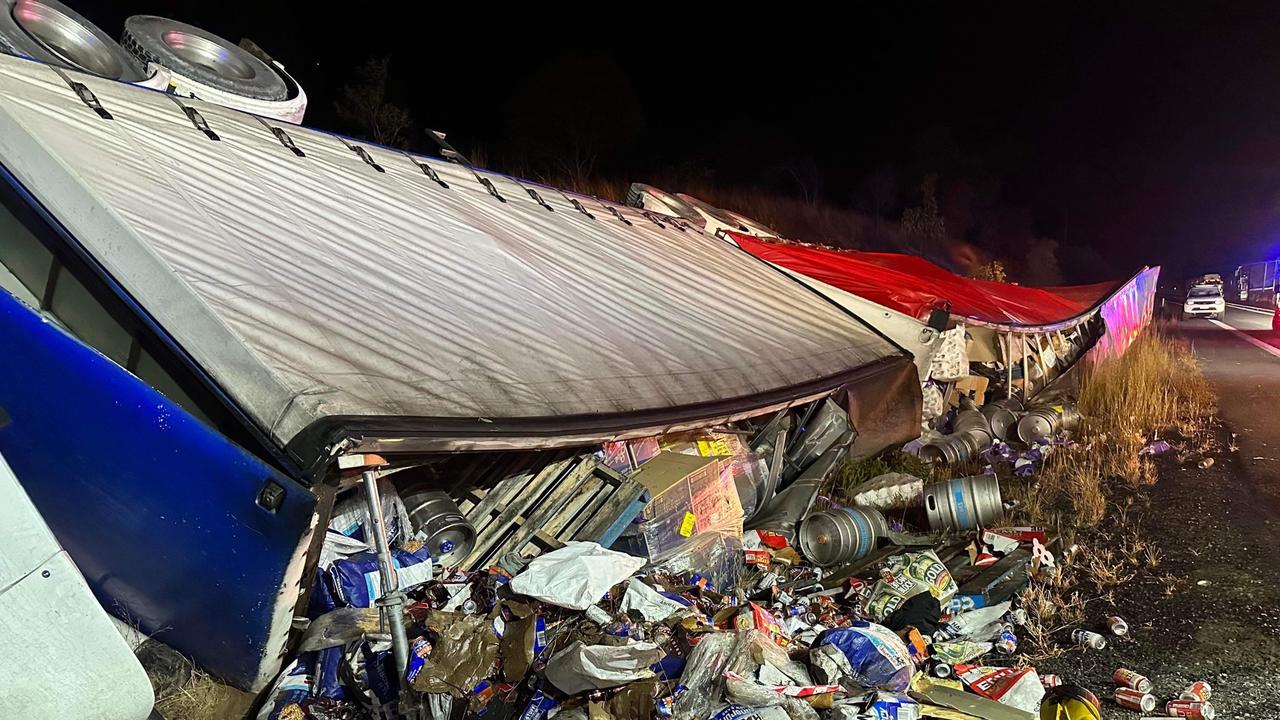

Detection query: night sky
xmin=72 ymin=2 xmax=1280 ymax=282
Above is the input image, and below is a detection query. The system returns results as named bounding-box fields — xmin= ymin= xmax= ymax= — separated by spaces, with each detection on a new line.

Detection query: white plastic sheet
xmin=619 ymin=578 xmax=686 ymax=622
xmin=508 ymin=542 xmax=645 ymax=610
xmin=849 ymin=472 xmax=925 ymax=509
xmin=944 ymin=601 xmax=1013 ymax=642
xmin=544 ymin=640 xmax=662 ymax=694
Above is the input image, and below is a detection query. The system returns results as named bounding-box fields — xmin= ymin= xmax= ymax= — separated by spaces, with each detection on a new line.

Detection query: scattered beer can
xmin=1179 ymin=680 xmax=1213 ymax=701
xmin=1113 ymin=667 xmax=1153 ymax=693
xmin=1107 ymin=615 xmax=1129 ymax=636
xmin=995 ymin=625 xmax=1017 ymax=654
xmin=930 ymin=661 xmax=953 ymax=679
xmin=1072 ymin=628 xmax=1107 ymax=650
xmin=1040 ymin=674 xmax=1062 ymax=688
xmin=1165 ymin=698 xmax=1215 ymax=719
xmin=1115 ymin=688 xmax=1156 ymax=713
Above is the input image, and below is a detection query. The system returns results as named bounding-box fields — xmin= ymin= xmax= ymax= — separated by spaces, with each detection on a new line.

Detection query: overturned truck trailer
xmin=723 ymin=232 xmax=1159 ymax=404
xmin=0 ymin=54 xmax=921 ymax=689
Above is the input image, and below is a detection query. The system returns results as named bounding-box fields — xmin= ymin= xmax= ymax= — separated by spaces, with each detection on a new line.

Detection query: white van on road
xmin=1183 ymin=283 xmax=1226 ymax=320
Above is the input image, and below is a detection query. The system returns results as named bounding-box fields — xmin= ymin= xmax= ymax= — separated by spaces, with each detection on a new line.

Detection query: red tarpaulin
xmin=731 ymin=233 xmax=1118 ymax=325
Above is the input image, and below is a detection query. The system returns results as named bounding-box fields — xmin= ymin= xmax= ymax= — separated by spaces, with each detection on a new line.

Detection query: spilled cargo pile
xmin=251 ymin=384 xmax=1218 ymax=720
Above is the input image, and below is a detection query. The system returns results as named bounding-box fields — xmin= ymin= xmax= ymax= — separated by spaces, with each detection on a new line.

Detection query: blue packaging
xmin=814 ymin=622 xmax=913 ymax=691
xmin=533 ymin=616 xmax=547 ymax=658
xmin=328 ymin=546 xmax=432 ymax=607
xmin=868 ymin=692 xmax=919 ymax=720
xmin=652 ymin=655 xmax=686 ymax=681
xmin=516 ymin=690 xmax=558 ymax=720
xmin=313 ymin=646 xmax=345 ymax=699
xmin=262 ymin=656 xmax=314 ymax=720
xmin=363 ymin=643 xmax=396 ymax=707
xmin=406 ymin=637 xmax=431 ymax=684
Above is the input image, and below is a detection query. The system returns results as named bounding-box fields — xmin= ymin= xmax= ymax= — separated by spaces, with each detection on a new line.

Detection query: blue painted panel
xmin=0 ymin=290 xmax=316 ymax=689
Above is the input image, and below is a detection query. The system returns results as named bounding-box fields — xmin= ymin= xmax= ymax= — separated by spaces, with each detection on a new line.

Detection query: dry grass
xmin=1011 ymin=326 xmax=1215 ymax=531
xmin=1016 ymin=522 xmax=1164 ymax=658
xmin=154 ymin=667 xmax=253 ymax=720
xmin=831 ymin=451 xmax=936 ymax=503
xmin=1018 ymin=573 xmax=1088 ymax=660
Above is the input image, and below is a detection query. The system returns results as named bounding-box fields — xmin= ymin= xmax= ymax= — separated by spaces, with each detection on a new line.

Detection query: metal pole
xmin=1033 ymin=334 xmax=1051 ymax=382
xmin=1021 ymin=333 xmax=1031 ymax=401
xmin=361 ymin=470 xmax=413 ymax=706
xmin=1002 ymin=332 xmax=1013 ymax=400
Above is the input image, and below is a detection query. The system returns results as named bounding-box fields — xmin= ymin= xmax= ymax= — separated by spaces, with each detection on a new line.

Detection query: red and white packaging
xmin=1180 ymin=680 xmax=1213 ymax=701
xmin=1165 ymin=698 xmax=1216 ymax=719
xmin=956 ymin=665 xmax=1046 ymax=714
xmin=723 ymin=671 xmax=840 ymax=698
xmin=1113 ymin=667 xmax=1153 ymax=692
xmin=1114 ymin=687 xmax=1155 ymax=712
xmin=979 ymin=529 xmax=1022 ymax=554
xmin=743 ymin=529 xmax=790 ymax=551
xmin=987 ymin=526 xmax=1049 ymax=544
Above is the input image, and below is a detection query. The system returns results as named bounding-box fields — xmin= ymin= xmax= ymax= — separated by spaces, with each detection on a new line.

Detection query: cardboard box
xmin=631 ymin=452 xmax=744 ymax=561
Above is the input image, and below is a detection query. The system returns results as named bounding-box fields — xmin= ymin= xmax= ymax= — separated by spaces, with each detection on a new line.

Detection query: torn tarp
xmin=544 ymin=641 xmax=663 ymax=695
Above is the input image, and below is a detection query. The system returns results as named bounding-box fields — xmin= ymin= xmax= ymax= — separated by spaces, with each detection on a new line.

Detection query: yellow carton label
xmin=679 ymin=512 xmax=698 ymax=537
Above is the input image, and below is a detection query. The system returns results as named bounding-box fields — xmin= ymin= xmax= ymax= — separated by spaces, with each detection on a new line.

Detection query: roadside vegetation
xmin=832 ymin=325 xmax=1217 ymax=658
xmin=1008 ymin=325 xmax=1215 ymax=531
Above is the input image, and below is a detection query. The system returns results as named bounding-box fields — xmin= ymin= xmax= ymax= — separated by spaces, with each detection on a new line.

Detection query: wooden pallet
xmin=456 ymin=455 xmax=647 ymax=571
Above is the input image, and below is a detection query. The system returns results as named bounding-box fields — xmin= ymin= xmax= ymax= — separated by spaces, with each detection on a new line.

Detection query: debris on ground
xmin=240 ymin=343 xmax=1224 ymax=720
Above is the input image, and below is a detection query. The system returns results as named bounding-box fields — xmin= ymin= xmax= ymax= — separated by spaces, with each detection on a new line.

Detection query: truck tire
xmin=3 ymin=0 xmax=145 ymax=81
xmin=121 ymin=16 xmax=287 ymax=101
xmin=0 ymin=0 xmax=66 ymax=66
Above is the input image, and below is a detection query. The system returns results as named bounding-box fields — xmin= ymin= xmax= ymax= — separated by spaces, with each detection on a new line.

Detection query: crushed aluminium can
xmin=1039 ymin=674 xmax=1062 ymax=688
xmin=1113 ymin=668 xmax=1153 ymax=693
xmin=995 ymin=625 xmax=1017 ymax=654
xmin=1114 ymin=688 xmax=1156 ymax=712
xmin=1072 ymin=629 xmax=1107 ymax=650
xmin=1165 ymin=698 xmax=1216 ymax=719
xmin=1107 ymin=615 xmax=1129 ymax=636
xmin=1179 ymin=680 xmax=1213 ymax=701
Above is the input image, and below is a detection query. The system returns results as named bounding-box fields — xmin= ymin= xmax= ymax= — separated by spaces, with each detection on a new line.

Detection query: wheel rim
xmin=12 ymin=0 xmax=126 ymax=78
xmin=160 ymin=29 xmax=255 ymax=80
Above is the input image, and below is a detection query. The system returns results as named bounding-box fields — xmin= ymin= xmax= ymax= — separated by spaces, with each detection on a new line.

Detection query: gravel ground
xmin=1034 ymin=438 xmax=1280 ymax=718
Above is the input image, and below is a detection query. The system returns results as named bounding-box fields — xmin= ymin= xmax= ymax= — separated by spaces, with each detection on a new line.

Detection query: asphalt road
xmin=1034 ymin=304 xmax=1280 ymax=717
